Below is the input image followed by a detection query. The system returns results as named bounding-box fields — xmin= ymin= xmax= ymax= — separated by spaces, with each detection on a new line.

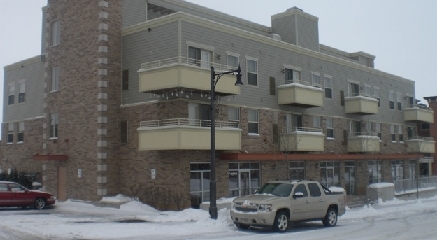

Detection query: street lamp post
xmin=209 ymin=64 xmax=243 ymax=219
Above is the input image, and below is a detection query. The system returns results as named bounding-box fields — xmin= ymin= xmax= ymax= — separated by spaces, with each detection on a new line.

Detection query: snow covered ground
xmin=1 ymin=195 xmax=437 ymax=239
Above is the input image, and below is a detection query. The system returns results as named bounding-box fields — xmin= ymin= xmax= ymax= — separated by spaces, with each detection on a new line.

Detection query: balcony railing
xmin=138 ymin=57 xmax=240 ymax=95
xmin=137 ymin=118 xmax=241 ymax=151
xmin=140 ymin=56 xmax=235 ymax=72
xmin=284 ymin=79 xmax=322 ymax=89
xmin=139 ymin=118 xmax=239 ymax=128
xmin=282 ymin=127 xmax=323 ymax=134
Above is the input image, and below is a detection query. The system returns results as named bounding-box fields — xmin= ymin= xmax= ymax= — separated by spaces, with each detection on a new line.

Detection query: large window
xmin=248 ymin=109 xmax=259 ymax=134
xmin=285 ymin=68 xmax=301 ymax=84
xmin=320 ymin=161 xmax=340 ymax=187
xmin=374 ymin=122 xmax=381 ymax=139
xmin=247 ymin=59 xmax=258 ymax=86
xmin=396 ymin=92 xmax=402 ymax=110
xmin=368 ymin=160 xmax=382 ymax=184
xmin=229 ymin=162 xmax=260 ymax=197
xmin=409 ymin=160 xmax=416 ymax=180
xmin=392 ymin=160 xmax=404 ymax=181
xmin=311 ymin=72 xmax=321 ymax=87
xmin=51 ymin=66 xmax=60 ymax=91
xmin=344 ymin=162 xmax=356 ymax=195
xmin=17 ymin=122 xmax=24 ymax=143
xmin=228 ymin=107 xmax=240 ymax=125
xmin=18 ymin=82 xmax=25 ymax=103
xmin=227 ymin=53 xmax=239 ymax=68
xmin=389 ymin=91 xmax=395 ymax=109
xmin=51 ymin=20 xmax=61 ymax=46
xmin=190 ymin=163 xmax=210 ymax=208
xmin=313 ymin=116 xmax=321 ymax=128
xmin=7 ymin=123 xmax=14 ymax=144
xmin=8 ymin=84 xmax=15 ymax=105
xmin=289 ymin=161 xmax=305 ymax=180
xmin=350 ymin=120 xmax=362 ymax=136
xmin=50 ymin=113 xmax=59 ymax=138
xmin=364 ymin=84 xmax=372 ymax=97
xmin=348 ymin=82 xmax=359 ymax=97
xmin=188 ymin=46 xmax=211 ymax=69
xmin=326 ymin=118 xmax=334 ymax=139
xmin=324 ymin=75 xmax=332 ymax=99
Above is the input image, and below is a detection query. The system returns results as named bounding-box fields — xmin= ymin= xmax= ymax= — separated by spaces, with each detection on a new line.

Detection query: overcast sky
xmin=1 ymin=0 xmax=437 ymax=122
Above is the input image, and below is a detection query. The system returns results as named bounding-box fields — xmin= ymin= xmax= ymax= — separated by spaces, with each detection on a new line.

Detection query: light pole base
xmin=209 ymin=206 xmax=218 ymax=219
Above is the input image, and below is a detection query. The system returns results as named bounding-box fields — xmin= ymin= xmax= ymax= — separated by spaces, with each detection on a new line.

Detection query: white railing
xmin=140 ymin=56 xmax=236 ymax=72
xmin=281 ymin=127 xmax=323 ymax=134
xmin=140 ymin=118 xmax=239 ymax=128
xmin=284 ymin=79 xmax=322 ymax=88
xmin=407 ymin=136 xmax=435 ymax=141
xmin=349 ymin=132 xmax=379 ymax=137
xmin=346 ymin=92 xmax=378 ymax=99
xmin=394 ymin=176 xmax=437 ymax=194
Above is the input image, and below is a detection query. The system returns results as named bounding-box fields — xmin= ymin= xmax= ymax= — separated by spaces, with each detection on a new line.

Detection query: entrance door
xmin=344 ymin=162 xmax=356 ymax=195
xmin=57 ymin=166 xmax=67 ymax=201
xmin=239 ymin=171 xmax=250 ymax=196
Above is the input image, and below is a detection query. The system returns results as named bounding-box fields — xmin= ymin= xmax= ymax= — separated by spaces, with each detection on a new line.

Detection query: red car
xmin=0 ymin=181 xmax=56 ymax=209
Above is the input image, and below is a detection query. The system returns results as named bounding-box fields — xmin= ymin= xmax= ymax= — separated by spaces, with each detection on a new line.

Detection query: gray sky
xmin=1 ymin=0 xmax=437 ymax=122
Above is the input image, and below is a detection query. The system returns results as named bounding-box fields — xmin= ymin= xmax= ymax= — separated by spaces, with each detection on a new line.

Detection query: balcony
xmin=403 ymin=107 xmax=434 ymax=123
xmin=344 ymin=95 xmax=379 ymax=114
xmin=277 ymin=81 xmax=324 ymax=108
xmin=137 ymin=118 xmax=241 ymax=151
xmin=348 ymin=132 xmax=380 ymax=153
xmin=138 ymin=57 xmax=240 ymax=95
xmin=406 ymin=137 xmax=435 ymax=153
xmin=280 ymin=127 xmax=324 ymax=152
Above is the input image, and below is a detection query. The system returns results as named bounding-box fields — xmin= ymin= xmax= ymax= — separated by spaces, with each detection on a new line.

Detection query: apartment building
xmin=1 ymin=0 xmax=434 ymax=209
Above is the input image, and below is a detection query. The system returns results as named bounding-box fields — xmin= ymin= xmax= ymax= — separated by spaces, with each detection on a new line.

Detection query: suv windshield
xmin=256 ymin=183 xmax=294 ymax=197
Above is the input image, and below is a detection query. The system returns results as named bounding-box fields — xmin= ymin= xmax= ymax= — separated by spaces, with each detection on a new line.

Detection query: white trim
xmin=283 ymin=64 xmax=301 ymax=71
xmin=226 ymin=51 xmax=240 ymax=57
xmin=347 ymin=79 xmax=360 ymax=85
xmin=245 ymin=55 xmax=258 ymax=61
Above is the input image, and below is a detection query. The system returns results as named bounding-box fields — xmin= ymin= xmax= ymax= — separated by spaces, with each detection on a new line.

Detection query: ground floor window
xmin=392 ymin=160 xmax=404 ymax=180
xmin=228 ymin=162 xmax=260 ymax=197
xmin=190 ymin=163 xmax=210 ymax=209
xmin=408 ymin=160 xmax=416 ymax=180
xmin=319 ymin=161 xmax=340 ymax=187
xmin=289 ymin=161 xmax=305 ymax=180
xmin=368 ymin=160 xmax=382 ymax=184
xmin=344 ymin=161 xmax=356 ymax=195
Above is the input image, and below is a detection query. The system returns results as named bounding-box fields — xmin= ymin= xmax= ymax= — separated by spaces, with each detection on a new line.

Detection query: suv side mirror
xmin=292 ymin=192 xmax=304 ymax=199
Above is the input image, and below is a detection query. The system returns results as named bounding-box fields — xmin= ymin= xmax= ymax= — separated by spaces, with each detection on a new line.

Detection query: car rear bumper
xmin=230 ymin=210 xmax=276 ymax=226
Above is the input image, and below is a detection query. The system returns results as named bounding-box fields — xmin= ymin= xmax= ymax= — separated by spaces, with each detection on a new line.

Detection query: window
xmin=247 ymin=59 xmax=258 ymax=86
xmin=289 ymin=161 xmax=305 ymax=180
xmin=409 ymin=160 xmax=416 ymax=180
xmin=51 ymin=20 xmax=61 ymax=46
xmin=368 ymin=160 xmax=382 ymax=184
xmin=122 ymin=70 xmax=129 ymax=90
xmin=320 ymin=161 xmax=340 ymax=187
xmin=190 ymin=163 xmax=210 ymax=208
xmin=375 ymin=122 xmax=381 ymax=139
xmin=364 ymin=84 xmax=372 ymax=97
xmin=350 ymin=120 xmax=361 ymax=136
xmin=18 ymin=82 xmax=25 ymax=103
xmin=285 ymin=68 xmax=301 ymax=84
xmin=324 ymin=75 xmax=332 ymax=99
xmin=390 ymin=125 xmax=395 ymax=142
xmin=248 ymin=109 xmax=259 ymax=134
xmin=120 ymin=120 xmax=128 ymax=143
xmin=8 ymin=84 xmax=15 ymax=105
xmin=389 ymin=91 xmax=395 ymax=109
xmin=308 ymin=183 xmax=322 ymax=197
xmin=293 ymin=184 xmax=308 ymax=197
xmin=407 ymin=96 xmax=414 ymax=108
xmin=373 ymin=87 xmax=380 ymax=107
xmin=285 ymin=113 xmax=302 ymax=133
xmin=421 ymin=123 xmax=430 ymax=130
xmin=364 ymin=121 xmax=371 ymax=134
xmin=51 ymin=66 xmax=60 ymax=91
xmin=398 ymin=125 xmax=403 ymax=142
xmin=229 ymin=162 xmax=260 ymax=197
xmin=50 ymin=113 xmax=59 ymax=138
xmin=396 ymin=92 xmax=402 ymax=110
xmin=348 ymin=82 xmax=359 ymax=97
xmin=17 ymin=122 xmax=24 ymax=143
xmin=228 ymin=107 xmax=240 ymax=128
xmin=392 ymin=160 xmax=404 ymax=180
xmin=407 ymin=127 xmax=414 ymax=139
xmin=188 ymin=46 xmax=211 ymax=69
xmin=227 ymin=54 xmax=239 ymax=68
xmin=313 ymin=116 xmax=321 ymax=128
xmin=311 ymin=72 xmax=321 ymax=87
xmin=326 ymin=118 xmax=334 ymax=139
xmin=7 ymin=123 xmax=13 ymax=143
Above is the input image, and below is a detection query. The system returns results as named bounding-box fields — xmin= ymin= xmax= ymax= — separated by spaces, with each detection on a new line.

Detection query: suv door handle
xmin=319 ymin=199 xmax=324 ymax=202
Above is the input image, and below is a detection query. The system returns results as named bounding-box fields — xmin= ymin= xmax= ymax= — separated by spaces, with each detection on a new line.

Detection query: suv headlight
xmin=257 ymin=204 xmax=272 ymax=212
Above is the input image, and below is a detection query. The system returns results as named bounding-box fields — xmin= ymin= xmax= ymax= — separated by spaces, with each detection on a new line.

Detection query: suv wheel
xmin=323 ymin=208 xmax=337 ymax=227
xmin=273 ymin=211 xmax=289 ymax=232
